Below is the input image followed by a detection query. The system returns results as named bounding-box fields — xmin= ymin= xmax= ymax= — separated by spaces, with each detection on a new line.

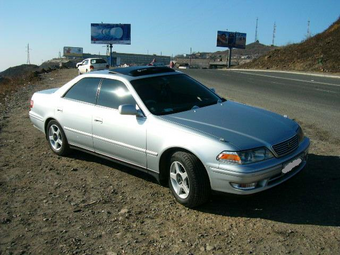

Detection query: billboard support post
xmin=217 ymin=31 xmax=246 ymax=68
xmin=110 ymin=44 xmax=113 ymax=67
xmin=228 ymin=47 xmax=232 ymax=68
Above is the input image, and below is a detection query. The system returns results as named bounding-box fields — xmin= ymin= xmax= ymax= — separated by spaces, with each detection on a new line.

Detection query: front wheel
xmin=169 ymin=151 xmax=210 ymax=208
xmin=47 ymin=120 xmax=70 ymax=156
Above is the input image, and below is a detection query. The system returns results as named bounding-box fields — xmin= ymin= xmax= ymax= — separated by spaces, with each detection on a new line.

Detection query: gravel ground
xmin=1 ymin=69 xmax=340 ymax=254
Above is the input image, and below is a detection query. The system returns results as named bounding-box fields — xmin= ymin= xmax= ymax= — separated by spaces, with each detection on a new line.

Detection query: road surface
xmin=183 ymin=69 xmax=340 ymax=144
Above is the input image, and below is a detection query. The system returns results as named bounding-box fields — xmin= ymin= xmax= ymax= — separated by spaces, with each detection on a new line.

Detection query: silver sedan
xmin=29 ymin=66 xmax=310 ymax=208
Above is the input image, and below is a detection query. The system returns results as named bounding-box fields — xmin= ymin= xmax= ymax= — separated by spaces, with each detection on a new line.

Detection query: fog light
xmin=231 ymin=182 xmax=257 ymax=190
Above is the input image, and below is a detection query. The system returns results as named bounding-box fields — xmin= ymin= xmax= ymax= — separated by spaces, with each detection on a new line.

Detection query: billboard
xmin=217 ymin=31 xmax=246 ymax=49
xmin=63 ymin=46 xmax=83 ymax=56
xmin=91 ymin=23 xmax=131 ymax=45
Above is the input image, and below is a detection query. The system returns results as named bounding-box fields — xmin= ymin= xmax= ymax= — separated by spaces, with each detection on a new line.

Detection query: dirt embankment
xmin=239 ymin=18 xmax=340 ymax=73
xmin=0 ymin=69 xmax=340 ymax=254
xmin=0 ymin=59 xmax=79 ymax=102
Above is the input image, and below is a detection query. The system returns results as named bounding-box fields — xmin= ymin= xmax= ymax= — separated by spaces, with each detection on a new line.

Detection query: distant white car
xmin=178 ymin=63 xmax=190 ymax=69
xmin=77 ymin=58 xmax=109 ymax=75
xmin=76 ymin=60 xmax=85 ymax=68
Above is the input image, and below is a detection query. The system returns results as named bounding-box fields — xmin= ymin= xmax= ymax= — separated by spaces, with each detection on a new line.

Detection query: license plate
xmin=282 ymin=158 xmax=302 ymax=174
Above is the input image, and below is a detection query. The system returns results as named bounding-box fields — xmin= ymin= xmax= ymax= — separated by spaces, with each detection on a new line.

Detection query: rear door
xmin=91 ymin=59 xmax=107 ymax=70
xmin=56 ymin=77 xmax=101 ymax=151
xmin=92 ymin=78 xmax=147 ymax=168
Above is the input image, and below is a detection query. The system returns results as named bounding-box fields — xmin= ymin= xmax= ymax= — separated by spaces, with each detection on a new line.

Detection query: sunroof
xmin=110 ymin=66 xmax=176 ymax=77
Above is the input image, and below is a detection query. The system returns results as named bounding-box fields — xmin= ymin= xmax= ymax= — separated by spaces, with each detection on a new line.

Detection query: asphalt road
xmin=183 ymin=69 xmax=340 ymax=143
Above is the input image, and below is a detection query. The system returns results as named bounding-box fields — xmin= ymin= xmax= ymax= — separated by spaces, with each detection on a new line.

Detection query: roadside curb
xmin=226 ymin=68 xmax=340 ymax=79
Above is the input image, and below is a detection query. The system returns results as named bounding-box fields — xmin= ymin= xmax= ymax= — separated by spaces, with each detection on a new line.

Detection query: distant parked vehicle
xmin=76 ymin=60 xmax=85 ymax=68
xmin=77 ymin=58 xmax=109 ymax=75
xmin=178 ymin=63 xmax=190 ymax=69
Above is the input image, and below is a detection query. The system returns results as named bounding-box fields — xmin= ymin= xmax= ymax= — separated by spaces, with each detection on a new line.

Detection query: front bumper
xmin=208 ymin=137 xmax=310 ymax=195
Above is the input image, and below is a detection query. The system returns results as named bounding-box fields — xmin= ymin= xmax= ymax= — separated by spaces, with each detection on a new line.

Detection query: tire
xmin=168 ymin=151 xmax=210 ymax=208
xmin=46 ymin=120 xmax=70 ymax=156
xmin=78 ymin=70 xmax=81 ymax=75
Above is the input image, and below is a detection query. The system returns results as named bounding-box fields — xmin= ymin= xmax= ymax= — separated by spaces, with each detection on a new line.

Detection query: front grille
xmin=272 ymin=135 xmax=298 ymax=157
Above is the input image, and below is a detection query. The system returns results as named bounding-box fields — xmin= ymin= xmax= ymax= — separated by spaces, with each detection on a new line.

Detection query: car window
xmin=83 ymin=60 xmax=88 ymax=65
xmin=63 ymin=78 xmax=100 ymax=104
xmin=97 ymin=79 xmax=136 ymax=109
xmin=91 ymin=59 xmax=107 ymax=64
xmin=131 ymin=74 xmax=222 ymax=115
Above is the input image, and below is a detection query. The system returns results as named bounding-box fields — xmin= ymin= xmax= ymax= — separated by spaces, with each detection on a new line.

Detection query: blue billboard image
xmin=91 ymin=24 xmax=131 ymax=45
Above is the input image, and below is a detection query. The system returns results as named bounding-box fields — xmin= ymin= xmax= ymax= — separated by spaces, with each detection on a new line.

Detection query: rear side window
xmin=97 ymin=79 xmax=136 ymax=109
xmin=63 ymin=78 xmax=101 ymax=104
xmin=91 ymin=59 xmax=107 ymax=64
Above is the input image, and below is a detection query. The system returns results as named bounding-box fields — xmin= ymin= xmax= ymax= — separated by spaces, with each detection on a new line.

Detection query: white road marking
xmin=315 ymin=88 xmax=338 ymax=94
xmin=229 ymin=70 xmax=340 ymax=87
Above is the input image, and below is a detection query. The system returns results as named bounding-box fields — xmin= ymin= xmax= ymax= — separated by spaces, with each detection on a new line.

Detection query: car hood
xmin=159 ymin=101 xmax=298 ymax=150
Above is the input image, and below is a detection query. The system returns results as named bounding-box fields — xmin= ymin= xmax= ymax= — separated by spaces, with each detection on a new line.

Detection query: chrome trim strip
xmin=64 ymin=127 xmax=158 ymax=156
xmin=64 ymin=127 xmax=92 ymax=138
xmin=146 ymin=150 xmax=158 ymax=156
xmin=93 ymin=134 xmax=158 ymax=156
xmin=93 ymin=134 xmax=145 ymax=153
xmin=29 ymin=112 xmax=43 ymax=122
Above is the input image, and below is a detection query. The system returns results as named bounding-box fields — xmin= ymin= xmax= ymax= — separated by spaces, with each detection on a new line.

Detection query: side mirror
xmin=118 ymin=104 xmax=143 ymax=117
xmin=210 ymin=88 xmax=216 ymax=93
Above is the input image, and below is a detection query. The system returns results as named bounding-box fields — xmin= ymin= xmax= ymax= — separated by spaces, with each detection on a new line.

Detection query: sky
xmin=0 ymin=0 xmax=339 ymax=71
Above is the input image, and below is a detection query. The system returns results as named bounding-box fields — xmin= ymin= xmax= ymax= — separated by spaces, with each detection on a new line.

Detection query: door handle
xmin=56 ymin=108 xmax=63 ymax=112
xmin=94 ymin=118 xmax=103 ymax=123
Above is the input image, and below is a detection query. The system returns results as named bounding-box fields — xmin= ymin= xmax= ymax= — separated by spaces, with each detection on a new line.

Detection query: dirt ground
xmin=1 ymin=69 xmax=340 ymax=255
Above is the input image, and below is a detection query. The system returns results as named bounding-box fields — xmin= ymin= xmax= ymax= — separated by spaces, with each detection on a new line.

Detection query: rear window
xmin=91 ymin=59 xmax=107 ymax=64
xmin=63 ymin=78 xmax=100 ymax=104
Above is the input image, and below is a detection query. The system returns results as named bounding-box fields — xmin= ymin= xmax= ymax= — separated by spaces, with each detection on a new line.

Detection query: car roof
xmin=89 ymin=66 xmax=179 ymax=81
xmin=110 ymin=66 xmax=176 ymax=77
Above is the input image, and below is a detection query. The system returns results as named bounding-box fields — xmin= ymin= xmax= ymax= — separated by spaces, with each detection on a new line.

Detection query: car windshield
xmin=131 ymin=74 xmax=224 ymax=115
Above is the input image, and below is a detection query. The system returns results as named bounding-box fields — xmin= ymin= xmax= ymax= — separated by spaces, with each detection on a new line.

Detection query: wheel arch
xmin=44 ymin=118 xmax=58 ymax=138
xmin=158 ymin=147 xmax=210 ymax=186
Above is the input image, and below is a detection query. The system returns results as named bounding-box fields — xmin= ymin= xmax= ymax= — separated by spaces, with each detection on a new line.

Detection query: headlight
xmin=297 ymin=126 xmax=304 ymax=143
xmin=217 ymin=147 xmax=274 ymax=165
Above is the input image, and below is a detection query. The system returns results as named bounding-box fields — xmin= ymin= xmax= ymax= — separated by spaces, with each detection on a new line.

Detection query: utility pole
xmin=255 ymin=18 xmax=258 ymax=42
xmin=307 ymin=20 xmax=311 ymax=38
xmin=58 ymin=51 xmax=62 ymax=58
xmin=26 ymin=44 xmax=31 ymax=64
xmin=272 ymin=22 xmax=276 ymax=46
xmin=190 ymin=47 xmax=192 ymax=66
xmin=106 ymin=45 xmax=110 ymax=56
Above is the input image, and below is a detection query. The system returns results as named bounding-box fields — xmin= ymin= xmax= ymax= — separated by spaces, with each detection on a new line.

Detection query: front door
xmin=92 ymin=78 xmax=147 ymax=168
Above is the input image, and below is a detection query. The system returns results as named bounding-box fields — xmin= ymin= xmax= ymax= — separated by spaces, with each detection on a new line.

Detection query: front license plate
xmin=282 ymin=158 xmax=302 ymax=174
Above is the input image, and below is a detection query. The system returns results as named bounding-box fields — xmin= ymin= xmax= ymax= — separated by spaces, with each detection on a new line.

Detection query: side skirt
xmin=69 ymin=145 xmax=160 ymax=183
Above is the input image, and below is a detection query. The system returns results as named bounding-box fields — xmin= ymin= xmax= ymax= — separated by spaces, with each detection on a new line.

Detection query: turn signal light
xmin=217 ymin=152 xmax=241 ymax=164
xmin=30 ymin=100 xmax=34 ymax=110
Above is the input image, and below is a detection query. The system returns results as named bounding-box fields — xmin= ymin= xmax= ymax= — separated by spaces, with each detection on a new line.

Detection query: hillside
xmin=0 ymin=59 xmax=79 ymax=98
xmin=239 ymin=18 xmax=340 ymax=73
xmin=213 ymin=41 xmax=277 ymax=58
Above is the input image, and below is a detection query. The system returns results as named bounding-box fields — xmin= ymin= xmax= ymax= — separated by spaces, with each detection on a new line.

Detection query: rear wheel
xmin=169 ymin=151 xmax=210 ymax=208
xmin=47 ymin=120 xmax=70 ymax=156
